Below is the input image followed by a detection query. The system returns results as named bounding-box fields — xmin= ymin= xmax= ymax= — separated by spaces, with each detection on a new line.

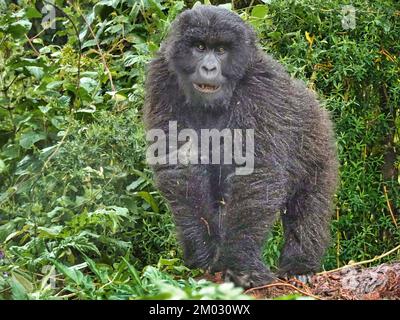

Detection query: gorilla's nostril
xmin=202 ymin=65 xmax=217 ymax=73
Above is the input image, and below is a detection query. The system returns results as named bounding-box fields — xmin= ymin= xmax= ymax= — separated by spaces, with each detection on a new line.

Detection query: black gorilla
xmin=144 ymin=5 xmax=338 ymax=288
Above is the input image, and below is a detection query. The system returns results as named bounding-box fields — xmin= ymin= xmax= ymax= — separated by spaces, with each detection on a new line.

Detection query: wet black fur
xmin=144 ymin=5 xmax=339 ymax=288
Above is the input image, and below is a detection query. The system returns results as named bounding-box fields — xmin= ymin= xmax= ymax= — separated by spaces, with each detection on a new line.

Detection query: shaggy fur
xmin=143 ymin=5 xmax=338 ymax=288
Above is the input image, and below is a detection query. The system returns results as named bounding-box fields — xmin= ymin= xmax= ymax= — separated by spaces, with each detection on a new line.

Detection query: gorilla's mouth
xmin=193 ymin=83 xmax=221 ymax=93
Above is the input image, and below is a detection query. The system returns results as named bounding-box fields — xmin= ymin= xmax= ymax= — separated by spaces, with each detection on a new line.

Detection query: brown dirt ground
xmin=199 ymin=263 xmax=400 ymax=300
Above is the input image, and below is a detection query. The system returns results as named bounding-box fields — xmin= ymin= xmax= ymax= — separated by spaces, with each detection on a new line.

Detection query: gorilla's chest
xmin=176 ymin=106 xmax=232 ymax=130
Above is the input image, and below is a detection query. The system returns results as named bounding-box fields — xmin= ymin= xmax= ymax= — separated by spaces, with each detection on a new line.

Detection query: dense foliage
xmin=0 ymin=0 xmax=399 ymax=299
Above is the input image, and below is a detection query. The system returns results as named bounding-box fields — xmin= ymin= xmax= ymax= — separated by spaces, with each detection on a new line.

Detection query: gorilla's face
xmin=186 ymin=40 xmax=230 ymax=105
xmin=163 ymin=5 xmax=257 ymax=110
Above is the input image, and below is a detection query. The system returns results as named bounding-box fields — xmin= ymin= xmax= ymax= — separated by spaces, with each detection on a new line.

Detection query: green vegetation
xmin=0 ymin=0 xmax=399 ymax=299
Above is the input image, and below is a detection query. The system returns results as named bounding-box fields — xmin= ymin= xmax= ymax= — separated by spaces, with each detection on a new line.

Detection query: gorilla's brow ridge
xmin=181 ymin=27 xmax=239 ymax=49
xmin=187 ymin=35 xmax=234 ymax=47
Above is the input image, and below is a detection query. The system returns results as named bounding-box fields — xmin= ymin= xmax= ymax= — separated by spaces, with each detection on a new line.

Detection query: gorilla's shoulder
xmin=249 ymin=52 xmax=291 ymax=82
xmin=145 ymin=54 xmax=174 ymax=91
xmin=147 ymin=55 xmax=169 ymax=77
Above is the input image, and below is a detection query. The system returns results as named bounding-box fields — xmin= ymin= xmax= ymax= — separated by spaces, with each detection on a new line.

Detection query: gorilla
xmin=144 ymin=5 xmax=338 ymax=288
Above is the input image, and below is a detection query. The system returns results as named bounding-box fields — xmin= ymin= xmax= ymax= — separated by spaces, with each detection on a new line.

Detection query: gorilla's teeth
xmin=193 ymin=83 xmax=220 ymax=93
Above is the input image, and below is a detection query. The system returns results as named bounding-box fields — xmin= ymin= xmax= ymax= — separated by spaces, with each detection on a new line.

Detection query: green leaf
xmin=80 ymin=77 xmax=99 ymax=94
xmin=46 ymin=80 xmax=64 ymax=90
xmin=19 ymin=132 xmax=46 ymax=149
xmin=122 ymin=257 xmax=142 ymax=286
xmin=135 ymin=191 xmax=159 ymax=213
xmin=251 ymin=5 xmax=268 ymax=19
xmin=39 ymin=105 xmax=51 ymax=114
xmin=113 ymin=93 xmax=127 ymax=102
xmin=9 ymin=275 xmax=29 ymax=300
xmin=51 ymin=116 xmax=66 ymax=129
xmin=82 ymin=39 xmax=97 ymax=49
xmin=25 ymin=66 xmax=44 ymax=80
xmin=26 ymin=7 xmax=42 ymax=19
xmin=58 ymin=96 xmax=71 ymax=108
xmin=7 ymin=19 xmax=32 ymax=38
xmin=217 ymin=3 xmax=232 ymax=11
xmin=94 ymin=0 xmax=120 ymax=17
xmin=0 ymin=221 xmax=16 ymax=242
xmin=268 ymin=31 xmax=281 ymax=40
xmin=11 ymin=272 xmax=33 ymax=293
xmin=123 ymin=53 xmax=140 ymax=67
xmin=5 ymin=229 xmax=24 ymax=243
xmin=192 ymin=1 xmax=202 ymax=9
xmin=147 ymin=0 xmax=166 ymax=19
xmin=76 ymin=105 xmax=96 ymax=113
xmin=0 ymin=159 xmax=6 ymax=173
xmin=98 ymin=0 xmax=120 ymax=8
xmin=126 ymin=177 xmax=146 ymax=192
xmin=51 ymin=260 xmax=85 ymax=285
xmin=37 ymin=226 xmax=63 ymax=238
xmin=83 ymin=254 xmax=108 ymax=283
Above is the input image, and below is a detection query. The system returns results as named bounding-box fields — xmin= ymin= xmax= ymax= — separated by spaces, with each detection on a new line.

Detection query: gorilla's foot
xmin=224 ymin=268 xmax=276 ymax=289
xmin=278 ymin=255 xmax=319 ymax=276
xmin=293 ymin=274 xmax=313 ymax=284
xmin=277 ymin=256 xmax=318 ymax=286
xmin=278 ymin=272 xmax=314 ymax=286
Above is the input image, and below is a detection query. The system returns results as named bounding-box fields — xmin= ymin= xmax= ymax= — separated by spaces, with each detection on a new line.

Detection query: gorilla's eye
xmin=217 ymin=47 xmax=226 ymax=55
xmin=195 ymin=42 xmax=206 ymax=51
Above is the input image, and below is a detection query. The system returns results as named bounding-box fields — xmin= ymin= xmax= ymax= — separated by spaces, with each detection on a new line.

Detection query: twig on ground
xmin=318 ymin=243 xmax=400 ymax=275
xmin=244 ymin=280 xmax=322 ymax=300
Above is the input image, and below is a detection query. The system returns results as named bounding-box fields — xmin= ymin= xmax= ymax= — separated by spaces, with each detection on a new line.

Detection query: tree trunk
xmin=219 ymin=263 xmax=400 ymax=299
xmin=309 ymin=263 xmax=400 ymax=299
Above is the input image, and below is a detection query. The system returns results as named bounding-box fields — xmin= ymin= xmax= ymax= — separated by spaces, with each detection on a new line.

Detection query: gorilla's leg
xmin=155 ymin=165 xmax=218 ymax=270
xmin=219 ymin=168 xmax=287 ymax=288
xmin=279 ymin=184 xmax=333 ymax=276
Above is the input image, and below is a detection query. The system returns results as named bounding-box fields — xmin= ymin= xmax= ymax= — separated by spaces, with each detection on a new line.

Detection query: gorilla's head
xmin=162 ymin=5 xmax=257 ymax=110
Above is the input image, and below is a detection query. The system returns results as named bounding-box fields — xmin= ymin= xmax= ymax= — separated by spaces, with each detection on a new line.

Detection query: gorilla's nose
xmin=200 ymin=64 xmax=218 ymax=79
xmin=202 ymin=64 xmax=217 ymax=73
xmin=199 ymin=54 xmax=220 ymax=79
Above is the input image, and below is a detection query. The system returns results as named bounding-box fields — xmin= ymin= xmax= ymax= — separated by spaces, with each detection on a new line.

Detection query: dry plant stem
xmin=43 ymin=0 xmax=82 ymax=90
xmin=43 ymin=126 xmax=71 ymax=169
xmin=24 ymin=29 xmax=47 ymax=56
xmin=244 ymin=281 xmax=322 ymax=300
xmin=24 ymin=34 xmax=40 ymax=56
xmin=318 ymin=243 xmax=400 ymax=275
xmin=30 ymin=28 xmax=46 ymax=41
xmin=200 ymin=217 xmax=211 ymax=236
xmin=336 ymin=207 xmax=340 ymax=268
xmin=77 ymin=7 xmax=116 ymax=93
xmin=383 ymin=185 xmax=398 ymax=227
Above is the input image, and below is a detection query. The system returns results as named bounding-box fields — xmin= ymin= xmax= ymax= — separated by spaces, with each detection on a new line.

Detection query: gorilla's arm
xmin=144 ymin=57 xmax=220 ymax=269
xmin=154 ymin=165 xmax=219 ymax=269
xmin=219 ymin=165 xmax=288 ymax=287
